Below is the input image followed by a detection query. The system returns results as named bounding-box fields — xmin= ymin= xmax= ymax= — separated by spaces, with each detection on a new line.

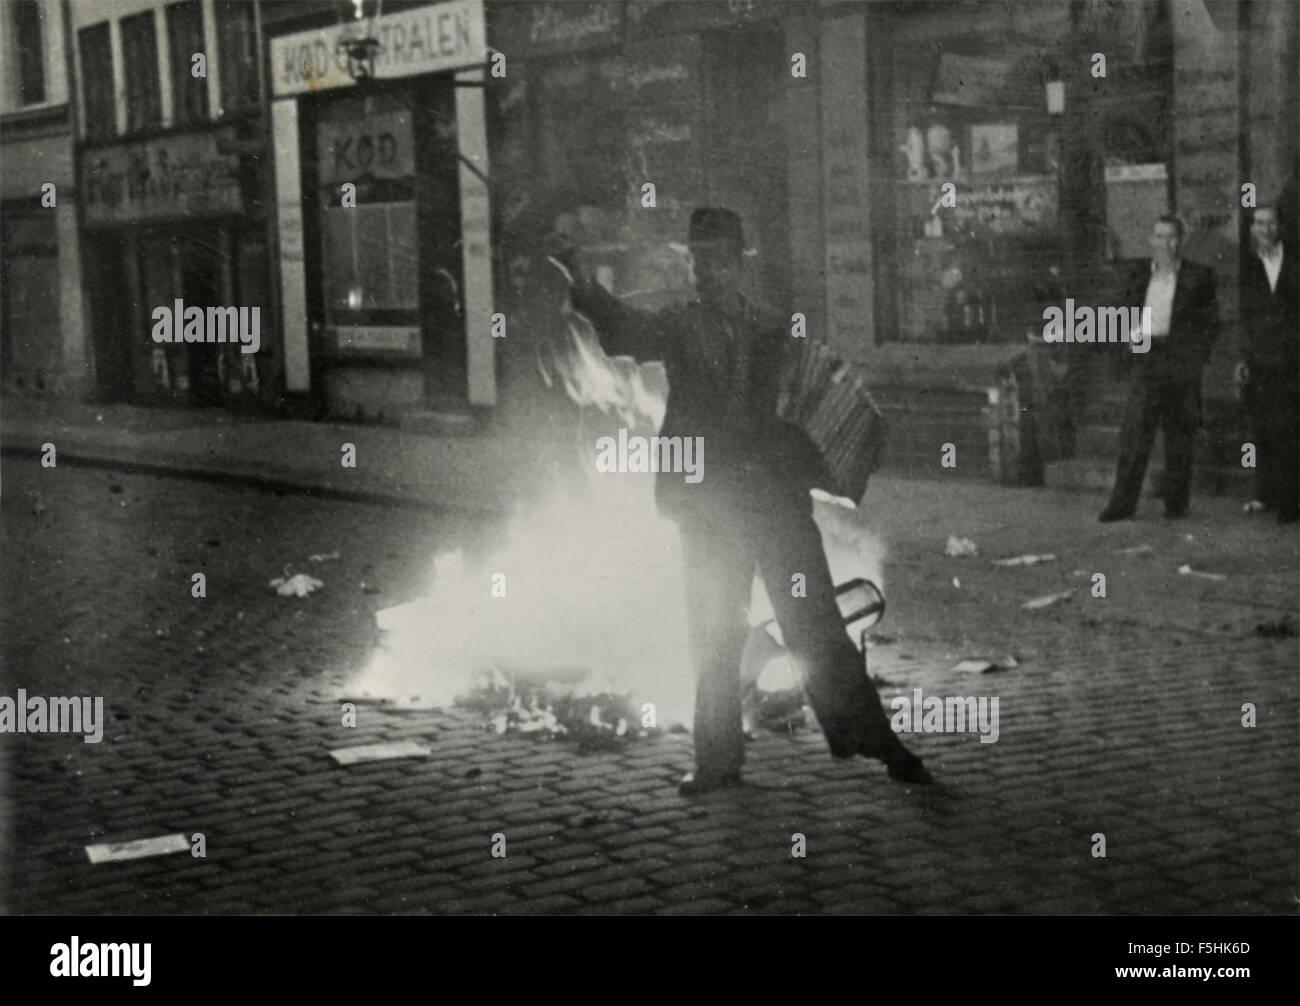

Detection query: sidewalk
xmin=1 ymin=395 xmax=543 ymax=514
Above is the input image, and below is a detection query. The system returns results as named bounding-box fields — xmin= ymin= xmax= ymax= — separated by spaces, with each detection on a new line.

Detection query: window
xmin=120 ymin=10 xmax=161 ymax=134
xmin=166 ymin=1 xmax=208 ymax=125
xmin=216 ymin=1 xmax=258 ymax=113
xmin=14 ymin=0 xmax=45 ymax=105
xmin=78 ymin=23 xmax=114 ymax=139
xmin=317 ymin=91 xmax=419 ymax=339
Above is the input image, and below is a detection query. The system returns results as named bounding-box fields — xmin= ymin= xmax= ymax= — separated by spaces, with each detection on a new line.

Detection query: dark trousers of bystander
xmin=1253 ymin=372 xmax=1300 ymax=521
xmin=675 ymin=486 xmax=895 ymax=780
xmin=1105 ymin=373 xmax=1200 ymax=517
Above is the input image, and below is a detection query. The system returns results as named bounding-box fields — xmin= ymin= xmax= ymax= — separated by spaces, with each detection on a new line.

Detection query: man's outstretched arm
xmin=568 ymin=277 xmax=674 ymax=364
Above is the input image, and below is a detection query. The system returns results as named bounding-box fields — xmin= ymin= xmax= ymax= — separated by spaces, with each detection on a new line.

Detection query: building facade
xmin=69 ymin=0 xmax=275 ymax=408
xmin=9 ymin=0 xmax=1295 ymax=486
xmin=1 ymin=0 xmax=86 ymax=399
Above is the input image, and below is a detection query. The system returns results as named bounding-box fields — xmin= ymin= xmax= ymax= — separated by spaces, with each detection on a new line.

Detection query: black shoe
xmin=1280 ymin=510 xmax=1299 ymax=525
xmin=1098 ymin=506 xmax=1134 ymax=523
xmin=1164 ymin=507 xmax=1188 ymax=519
xmin=678 ymin=771 xmax=742 ymax=796
xmin=861 ymin=742 xmax=934 ymax=785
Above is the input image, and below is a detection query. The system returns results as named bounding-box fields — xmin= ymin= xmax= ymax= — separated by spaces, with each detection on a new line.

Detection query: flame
xmin=345 ymin=290 xmax=886 ymax=731
xmin=549 ymin=306 xmax=666 ymax=430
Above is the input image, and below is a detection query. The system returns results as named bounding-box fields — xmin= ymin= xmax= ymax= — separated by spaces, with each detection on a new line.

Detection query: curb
xmin=0 ymin=442 xmax=507 ymax=517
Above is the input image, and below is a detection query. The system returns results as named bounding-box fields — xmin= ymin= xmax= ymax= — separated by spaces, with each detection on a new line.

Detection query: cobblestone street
xmin=2 ymin=453 xmax=1295 ymax=915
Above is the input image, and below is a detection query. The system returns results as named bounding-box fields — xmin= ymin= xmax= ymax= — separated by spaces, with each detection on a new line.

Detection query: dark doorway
xmin=84 ymin=232 xmax=135 ymax=401
xmin=179 ymin=232 xmax=224 ymax=405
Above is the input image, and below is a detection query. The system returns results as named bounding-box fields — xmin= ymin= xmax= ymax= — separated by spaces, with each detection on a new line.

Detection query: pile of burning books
xmin=777 ymin=342 xmax=888 ymax=504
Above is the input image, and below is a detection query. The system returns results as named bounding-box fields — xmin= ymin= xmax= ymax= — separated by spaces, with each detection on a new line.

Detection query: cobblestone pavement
xmin=1 ymin=454 xmax=1296 ymax=915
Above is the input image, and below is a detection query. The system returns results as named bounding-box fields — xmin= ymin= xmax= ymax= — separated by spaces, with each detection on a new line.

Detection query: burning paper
xmin=345 ymin=289 xmax=887 ymax=734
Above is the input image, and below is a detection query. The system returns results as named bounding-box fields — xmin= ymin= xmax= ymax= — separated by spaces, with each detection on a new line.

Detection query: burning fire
xmin=345 ymin=300 xmax=885 ymax=733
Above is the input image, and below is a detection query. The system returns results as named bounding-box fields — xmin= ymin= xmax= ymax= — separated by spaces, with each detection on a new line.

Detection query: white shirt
xmin=1144 ymin=261 xmax=1179 ymax=338
xmin=1258 ymin=244 xmax=1283 ymax=293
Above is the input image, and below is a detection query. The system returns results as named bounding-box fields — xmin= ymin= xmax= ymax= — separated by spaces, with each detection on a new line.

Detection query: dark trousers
xmin=676 ymin=488 xmax=895 ymax=778
xmin=1106 ymin=373 xmax=1200 ymax=515
xmin=1254 ymin=372 xmax=1300 ymax=518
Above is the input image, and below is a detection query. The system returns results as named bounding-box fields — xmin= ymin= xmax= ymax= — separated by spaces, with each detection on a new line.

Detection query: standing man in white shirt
xmin=1100 ymin=214 xmax=1220 ymax=522
xmin=1241 ymin=205 xmax=1299 ymax=523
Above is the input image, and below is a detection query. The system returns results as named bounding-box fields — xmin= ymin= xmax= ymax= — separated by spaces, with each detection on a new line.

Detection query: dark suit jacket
xmin=569 ymin=280 xmax=828 ymax=518
xmin=1241 ymin=246 xmax=1299 ymax=378
xmin=1116 ymin=258 xmax=1219 ymax=382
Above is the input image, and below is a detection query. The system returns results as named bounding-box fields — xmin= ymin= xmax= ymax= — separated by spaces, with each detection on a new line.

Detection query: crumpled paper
xmin=946 ymin=535 xmax=979 ymax=557
xmin=269 ymin=572 xmax=325 ymax=597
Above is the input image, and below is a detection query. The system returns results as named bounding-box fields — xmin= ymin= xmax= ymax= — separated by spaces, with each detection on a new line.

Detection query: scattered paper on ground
xmin=269 ymin=572 xmax=324 ymax=597
xmin=1116 ymin=544 xmax=1154 ymax=555
xmin=952 ymin=655 xmax=1020 ymax=674
xmin=1023 ymin=589 xmax=1073 ymax=610
xmin=992 ymin=553 xmax=1057 ymax=567
xmin=309 ymin=551 xmax=341 ymax=562
xmin=946 ymin=535 xmax=979 ymax=557
xmin=329 ymin=740 xmax=433 ymax=765
xmin=86 ymin=834 xmax=190 ymax=864
xmin=1178 ymin=564 xmax=1226 ymax=581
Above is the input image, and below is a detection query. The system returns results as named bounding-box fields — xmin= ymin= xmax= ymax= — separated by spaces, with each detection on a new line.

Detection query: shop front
xmin=268 ymin=0 xmax=493 ymax=421
xmin=79 ymin=123 xmax=273 ymax=407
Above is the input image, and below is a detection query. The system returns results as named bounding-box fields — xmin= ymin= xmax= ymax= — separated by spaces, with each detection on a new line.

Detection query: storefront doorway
xmin=303 ymin=76 xmax=465 ymax=417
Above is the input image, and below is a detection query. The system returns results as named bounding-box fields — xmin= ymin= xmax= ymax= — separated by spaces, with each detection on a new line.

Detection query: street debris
xmin=329 ymin=740 xmax=432 ymax=766
xmin=85 ymin=834 xmax=190 ymax=864
xmin=952 ymin=577 xmax=962 ymax=588
xmin=269 ymin=572 xmax=324 ymax=597
xmin=1255 ymin=616 xmax=1297 ymax=639
xmin=1177 ymin=564 xmax=1226 ymax=582
xmin=952 ymin=655 xmax=1020 ymax=674
xmin=1243 ymin=500 xmax=1266 ymax=514
xmin=359 ymin=581 xmax=381 ymax=594
xmin=1023 ymin=589 xmax=1073 ymax=610
xmin=1116 ymin=544 xmax=1154 ymax=555
xmin=946 ymin=535 xmax=979 ymax=557
xmin=309 ymin=551 xmax=341 ymax=562
xmin=460 ymin=672 xmax=647 ymax=751
xmin=992 ymin=553 xmax=1057 ymax=567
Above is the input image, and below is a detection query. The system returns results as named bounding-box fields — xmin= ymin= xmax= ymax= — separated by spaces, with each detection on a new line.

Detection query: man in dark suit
xmin=1100 ymin=215 xmax=1219 ymax=521
xmin=560 ymin=207 xmax=930 ymax=793
xmin=1241 ymin=205 xmax=1299 ymax=523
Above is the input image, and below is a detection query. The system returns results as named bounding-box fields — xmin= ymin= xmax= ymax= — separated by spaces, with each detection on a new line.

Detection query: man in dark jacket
xmin=563 ymin=207 xmax=930 ymax=793
xmin=1241 ymin=205 xmax=1299 ymax=523
xmin=1100 ymin=214 xmax=1219 ymax=521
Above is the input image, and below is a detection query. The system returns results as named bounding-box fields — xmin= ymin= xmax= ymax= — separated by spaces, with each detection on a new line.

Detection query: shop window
xmin=316 ymin=91 xmax=419 ymax=339
xmin=878 ymin=45 xmax=1065 ymax=344
xmin=166 ymin=1 xmax=208 ymax=125
xmin=13 ymin=0 xmax=45 ymax=105
xmin=215 ymin=0 xmax=258 ymax=113
xmin=121 ymin=10 xmax=162 ymax=134
xmin=78 ymin=23 xmax=115 ymax=139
